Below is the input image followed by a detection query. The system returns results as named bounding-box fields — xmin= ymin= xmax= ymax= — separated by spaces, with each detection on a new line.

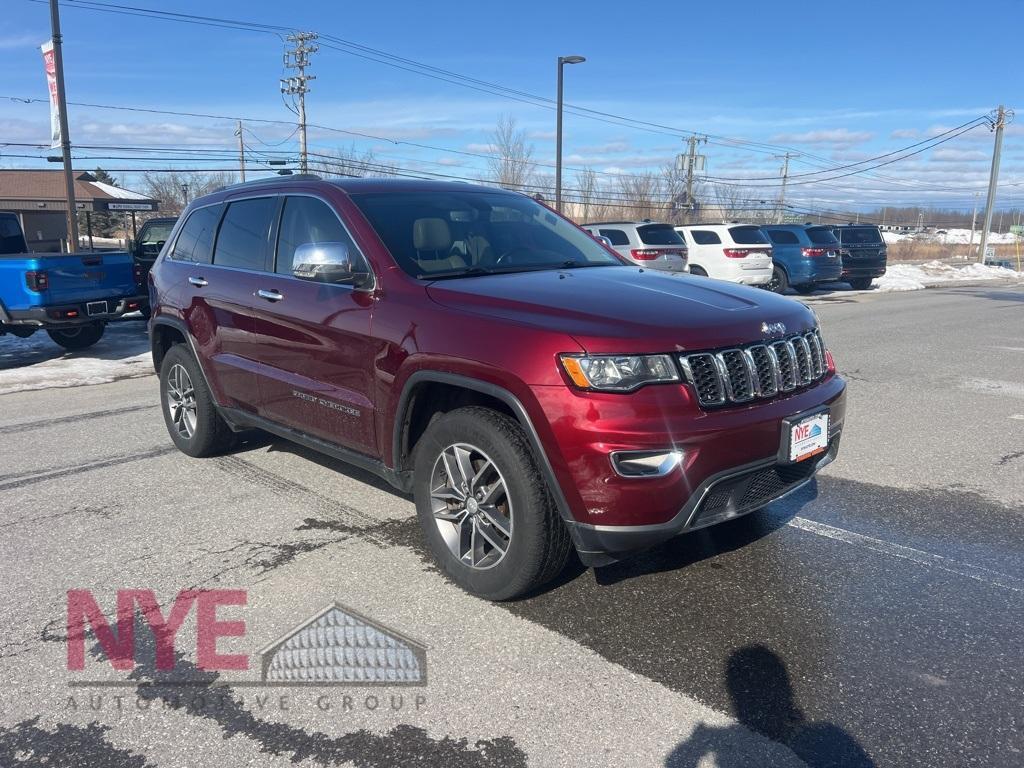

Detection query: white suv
xmin=675 ymin=224 xmax=773 ymax=286
xmin=581 ymin=221 xmax=688 ymax=272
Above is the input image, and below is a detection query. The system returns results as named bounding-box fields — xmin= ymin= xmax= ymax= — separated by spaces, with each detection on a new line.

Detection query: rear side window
xmin=599 ymin=228 xmax=629 ymax=246
xmin=170 ymin=205 xmax=220 ymax=264
xmin=838 ymin=227 xmax=883 ymax=245
xmin=213 ymin=197 xmax=277 ymax=270
xmin=729 ymin=226 xmax=769 ymax=245
xmin=0 ymin=215 xmax=27 ymax=254
xmin=275 ymin=196 xmax=367 ymax=276
xmin=806 ymin=226 xmax=839 ymax=246
xmin=637 ymin=224 xmax=684 ymax=246
xmin=764 ymin=229 xmax=799 ymax=245
xmin=690 ymin=230 xmax=721 ymax=245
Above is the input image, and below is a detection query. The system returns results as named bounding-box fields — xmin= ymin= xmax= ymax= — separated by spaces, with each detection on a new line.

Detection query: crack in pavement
xmin=0 ymin=404 xmax=158 ymax=436
xmin=0 ymin=446 xmax=176 ymax=491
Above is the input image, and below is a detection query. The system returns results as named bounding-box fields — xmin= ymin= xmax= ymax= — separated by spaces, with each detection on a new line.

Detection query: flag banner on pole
xmin=40 ymin=40 xmax=61 ymax=148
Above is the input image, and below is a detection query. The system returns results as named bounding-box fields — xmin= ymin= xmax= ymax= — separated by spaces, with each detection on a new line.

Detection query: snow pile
xmin=874 ymin=260 xmax=1023 ymax=292
xmin=0 ymin=320 xmax=152 ymax=395
xmin=882 ymin=228 xmax=1018 ymax=245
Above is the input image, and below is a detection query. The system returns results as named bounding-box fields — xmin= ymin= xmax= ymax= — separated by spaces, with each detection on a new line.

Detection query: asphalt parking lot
xmin=0 ymin=284 xmax=1022 ymax=767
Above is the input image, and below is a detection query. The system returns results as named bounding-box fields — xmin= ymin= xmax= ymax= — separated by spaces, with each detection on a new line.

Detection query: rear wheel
xmin=689 ymin=265 xmax=708 ymax=277
xmin=413 ymin=406 xmax=571 ymax=600
xmin=47 ymin=322 xmax=105 ymax=351
xmin=159 ymin=344 xmax=236 ymax=458
xmin=766 ymin=266 xmax=789 ymax=293
xmin=849 ymin=277 xmax=873 ymax=290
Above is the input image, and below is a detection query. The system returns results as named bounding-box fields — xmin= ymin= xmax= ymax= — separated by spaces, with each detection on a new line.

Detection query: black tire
xmin=767 ymin=266 xmax=789 ymax=293
xmin=158 ymin=344 xmax=236 ymax=458
xmin=689 ymin=265 xmax=708 ymax=277
xmin=47 ymin=322 xmax=105 ymax=350
xmin=413 ymin=406 xmax=571 ymax=600
xmin=849 ymin=277 xmax=873 ymax=290
xmin=794 ymin=284 xmax=817 ymax=295
xmin=140 ymin=305 xmax=152 ymax=321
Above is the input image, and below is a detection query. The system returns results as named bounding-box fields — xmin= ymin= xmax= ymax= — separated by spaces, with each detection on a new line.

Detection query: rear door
xmin=251 ymin=192 xmax=377 ymax=455
xmin=183 ymin=195 xmax=277 ymax=412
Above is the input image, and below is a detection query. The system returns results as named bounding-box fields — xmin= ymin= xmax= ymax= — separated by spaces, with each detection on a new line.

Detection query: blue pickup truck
xmin=0 ymin=211 xmax=147 ymax=350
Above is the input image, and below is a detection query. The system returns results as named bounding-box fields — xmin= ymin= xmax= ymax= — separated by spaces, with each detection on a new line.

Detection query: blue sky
xmin=1 ymin=0 xmax=1021 ymax=214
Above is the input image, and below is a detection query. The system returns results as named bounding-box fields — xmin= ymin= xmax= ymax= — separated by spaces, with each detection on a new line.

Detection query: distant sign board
xmin=985 ymin=246 xmax=996 ymax=259
xmin=1010 ymin=224 xmax=1024 ymax=236
xmin=101 ymin=202 xmax=157 ymax=211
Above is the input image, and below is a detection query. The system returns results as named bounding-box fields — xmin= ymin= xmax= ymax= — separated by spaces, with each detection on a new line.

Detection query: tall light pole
xmin=555 ymin=55 xmax=585 ymax=214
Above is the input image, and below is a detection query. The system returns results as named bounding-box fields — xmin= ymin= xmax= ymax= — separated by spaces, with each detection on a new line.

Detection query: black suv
xmin=830 ymin=225 xmax=887 ymax=290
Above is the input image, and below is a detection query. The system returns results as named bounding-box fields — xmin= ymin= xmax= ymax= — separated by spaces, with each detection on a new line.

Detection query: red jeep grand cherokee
xmin=149 ymin=176 xmax=845 ymax=599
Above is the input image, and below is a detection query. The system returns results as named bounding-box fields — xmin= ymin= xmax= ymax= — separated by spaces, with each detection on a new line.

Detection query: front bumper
xmin=570 ymin=435 xmax=840 ymax=564
xmin=531 ymin=374 xmax=846 ymax=561
xmin=1 ymin=295 xmax=147 ymax=328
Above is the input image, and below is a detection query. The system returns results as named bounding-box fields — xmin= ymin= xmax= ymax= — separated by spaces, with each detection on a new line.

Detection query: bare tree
xmin=142 ymin=171 xmax=236 ymax=216
xmin=710 ymin=184 xmax=755 ymax=222
xmin=486 ymin=115 xmax=536 ymax=191
xmin=573 ymin=167 xmax=598 ymax=222
xmin=311 ymin=144 xmax=396 ymax=178
xmin=616 ymin=172 xmax=662 ymax=221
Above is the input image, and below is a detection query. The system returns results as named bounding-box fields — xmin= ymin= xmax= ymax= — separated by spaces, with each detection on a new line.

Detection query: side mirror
xmin=292 ymin=241 xmax=369 ymax=286
xmin=594 ymin=235 xmax=613 ymax=248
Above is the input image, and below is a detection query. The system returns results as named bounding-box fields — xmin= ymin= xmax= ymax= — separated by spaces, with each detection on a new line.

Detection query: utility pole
xmin=281 ymin=32 xmax=318 ymax=174
xmin=235 ymin=119 xmax=246 ymax=182
xmin=978 ymin=105 xmax=1013 ymax=263
xmin=683 ymin=134 xmax=705 ymax=223
xmin=968 ymin=192 xmax=980 ymax=256
xmin=774 ymin=152 xmax=793 ymax=224
xmin=48 ymin=0 xmax=79 ymax=252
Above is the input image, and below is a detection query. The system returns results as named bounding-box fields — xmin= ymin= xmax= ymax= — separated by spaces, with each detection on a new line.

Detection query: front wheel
xmin=47 ymin=322 xmax=105 ymax=350
xmin=413 ymin=406 xmax=571 ymax=600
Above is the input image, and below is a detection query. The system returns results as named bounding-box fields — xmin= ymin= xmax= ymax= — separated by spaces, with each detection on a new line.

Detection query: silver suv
xmin=581 ymin=221 xmax=689 ymax=272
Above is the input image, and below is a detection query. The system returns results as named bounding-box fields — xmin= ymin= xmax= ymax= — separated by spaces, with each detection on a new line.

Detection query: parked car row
xmin=582 ymin=219 xmax=887 ymax=293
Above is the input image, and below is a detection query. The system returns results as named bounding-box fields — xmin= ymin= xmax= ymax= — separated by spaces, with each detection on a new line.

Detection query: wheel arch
xmin=393 ymin=371 xmax=577 ymax=528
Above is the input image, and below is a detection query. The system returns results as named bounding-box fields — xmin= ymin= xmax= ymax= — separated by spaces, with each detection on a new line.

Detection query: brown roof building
xmin=0 ymin=169 xmax=159 ymax=252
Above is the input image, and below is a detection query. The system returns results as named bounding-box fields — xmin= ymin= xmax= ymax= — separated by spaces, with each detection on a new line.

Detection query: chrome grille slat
xmin=681 ymin=331 xmax=827 ymax=408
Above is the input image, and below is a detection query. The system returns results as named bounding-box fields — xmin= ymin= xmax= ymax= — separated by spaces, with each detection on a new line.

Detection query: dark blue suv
xmin=761 ymin=224 xmax=843 ymax=294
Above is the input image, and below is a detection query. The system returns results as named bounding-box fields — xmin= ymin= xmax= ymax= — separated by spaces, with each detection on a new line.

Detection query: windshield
xmin=838 ymin=227 xmax=883 ymax=245
xmin=728 ymin=226 xmax=769 ymax=245
xmin=806 ymin=226 xmax=839 ymax=246
xmin=141 ymin=221 xmax=174 ymax=245
xmin=637 ymin=224 xmax=685 ymax=246
xmin=349 ymin=190 xmax=624 ymax=278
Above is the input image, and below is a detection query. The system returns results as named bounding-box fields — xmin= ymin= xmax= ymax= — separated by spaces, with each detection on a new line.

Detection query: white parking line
xmin=788 ymin=516 xmax=1024 ymax=593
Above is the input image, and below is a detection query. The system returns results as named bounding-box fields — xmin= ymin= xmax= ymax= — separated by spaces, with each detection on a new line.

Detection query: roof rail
xmin=216 ymin=173 xmax=321 ymax=193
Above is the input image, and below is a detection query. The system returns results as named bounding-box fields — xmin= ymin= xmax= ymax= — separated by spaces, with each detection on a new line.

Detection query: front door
xmin=251 ymin=194 xmax=377 ymax=456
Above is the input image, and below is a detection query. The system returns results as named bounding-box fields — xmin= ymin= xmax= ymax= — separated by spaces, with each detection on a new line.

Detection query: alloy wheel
xmin=165 ymin=363 xmax=198 ymax=439
xmin=429 ymin=443 xmax=513 ymax=569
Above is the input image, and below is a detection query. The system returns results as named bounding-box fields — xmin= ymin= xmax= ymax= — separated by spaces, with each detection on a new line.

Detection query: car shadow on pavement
xmin=589 ymin=480 xmax=819 ymax=588
xmin=665 ymin=644 xmax=875 ymax=768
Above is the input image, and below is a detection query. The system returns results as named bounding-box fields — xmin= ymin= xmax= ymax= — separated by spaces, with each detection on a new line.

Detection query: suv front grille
xmin=680 ymin=331 xmax=827 ymax=408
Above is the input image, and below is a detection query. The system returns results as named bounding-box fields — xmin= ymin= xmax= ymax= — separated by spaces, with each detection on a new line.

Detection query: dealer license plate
xmin=787 ymin=412 xmax=829 ymax=462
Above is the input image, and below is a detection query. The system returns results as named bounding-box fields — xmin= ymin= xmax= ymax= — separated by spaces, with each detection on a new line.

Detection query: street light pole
xmin=555 ymin=55 xmax=585 ymax=214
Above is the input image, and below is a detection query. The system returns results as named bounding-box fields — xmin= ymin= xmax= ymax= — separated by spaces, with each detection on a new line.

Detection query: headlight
xmin=560 ymin=354 xmax=680 ymax=392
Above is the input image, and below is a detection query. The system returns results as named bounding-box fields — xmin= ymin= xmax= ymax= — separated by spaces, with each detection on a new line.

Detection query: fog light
xmin=611 ymin=450 xmax=683 ymax=477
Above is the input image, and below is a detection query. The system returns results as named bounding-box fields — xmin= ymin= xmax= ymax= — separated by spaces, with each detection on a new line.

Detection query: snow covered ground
xmin=0 ymin=318 xmax=152 ymax=395
xmin=873 ymin=260 xmax=1023 ymax=292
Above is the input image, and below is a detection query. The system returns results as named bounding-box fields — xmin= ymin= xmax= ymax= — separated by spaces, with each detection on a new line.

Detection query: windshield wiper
xmin=417 ymin=266 xmax=496 ymax=280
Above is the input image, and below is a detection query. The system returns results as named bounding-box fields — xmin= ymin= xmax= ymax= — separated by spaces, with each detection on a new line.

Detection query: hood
xmin=425 ymin=266 xmax=817 ymax=354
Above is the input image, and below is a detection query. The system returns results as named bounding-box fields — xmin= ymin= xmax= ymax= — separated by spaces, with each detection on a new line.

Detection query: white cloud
xmin=0 ymin=34 xmax=42 ymax=51
xmin=769 ymin=129 xmax=875 ymax=147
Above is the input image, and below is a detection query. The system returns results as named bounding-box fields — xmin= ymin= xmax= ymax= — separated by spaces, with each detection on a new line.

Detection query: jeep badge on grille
xmin=761 ymin=321 xmax=787 ymax=337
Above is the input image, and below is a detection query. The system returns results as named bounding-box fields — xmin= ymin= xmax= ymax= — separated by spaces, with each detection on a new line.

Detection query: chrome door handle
xmin=188 ymin=276 xmax=208 ymax=287
xmin=256 ymin=289 xmax=283 ymax=302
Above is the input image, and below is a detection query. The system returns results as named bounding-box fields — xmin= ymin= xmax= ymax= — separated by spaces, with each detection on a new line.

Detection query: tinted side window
xmin=806 ymin=226 xmax=839 ymax=246
xmin=276 ymin=196 xmax=367 ymax=276
xmin=729 ymin=226 xmax=769 ymax=245
xmin=765 ymin=229 xmax=799 ymax=245
xmin=599 ymin=228 xmax=629 ymax=246
xmin=170 ymin=205 xmax=220 ymax=264
xmin=691 ymin=230 xmax=721 ymax=245
xmin=213 ymin=197 xmax=276 ymax=270
xmin=637 ymin=224 xmax=684 ymax=245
